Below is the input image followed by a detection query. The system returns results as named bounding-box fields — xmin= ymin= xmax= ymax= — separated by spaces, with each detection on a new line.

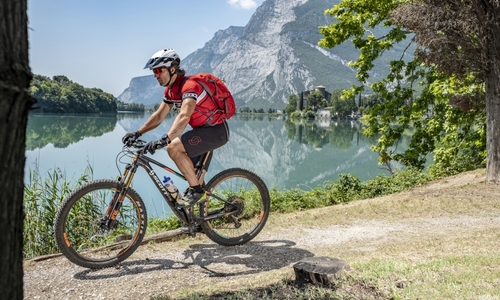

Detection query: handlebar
xmin=125 ymin=139 xmax=146 ymax=149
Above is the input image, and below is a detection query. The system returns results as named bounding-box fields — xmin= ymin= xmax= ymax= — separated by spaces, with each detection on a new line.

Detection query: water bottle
xmin=162 ymin=176 xmax=182 ymax=202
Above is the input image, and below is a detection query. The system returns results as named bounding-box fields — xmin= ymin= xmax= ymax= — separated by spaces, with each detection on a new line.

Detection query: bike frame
xmin=123 ymin=150 xmax=210 ymax=224
xmin=104 ymin=148 xmax=216 ymax=227
xmin=103 ymin=145 xmax=234 ymax=232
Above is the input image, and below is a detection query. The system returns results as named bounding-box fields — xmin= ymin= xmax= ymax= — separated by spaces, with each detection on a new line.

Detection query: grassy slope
xmin=164 ymin=168 xmax=500 ymax=299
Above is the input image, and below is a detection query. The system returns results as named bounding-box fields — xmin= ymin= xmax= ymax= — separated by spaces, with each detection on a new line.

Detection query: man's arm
xmin=167 ymin=98 xmax=196 ymax=140
xmin=138 ymin=101 xmax=173 ymax=134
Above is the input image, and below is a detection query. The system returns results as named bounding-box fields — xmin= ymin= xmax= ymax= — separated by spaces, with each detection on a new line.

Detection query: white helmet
xmin=143 ymin=48 xmax=181 ymax=70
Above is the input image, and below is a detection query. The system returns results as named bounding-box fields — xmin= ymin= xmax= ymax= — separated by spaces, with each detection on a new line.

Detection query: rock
xmin=293 ymin=257 xmax=350 ymax=286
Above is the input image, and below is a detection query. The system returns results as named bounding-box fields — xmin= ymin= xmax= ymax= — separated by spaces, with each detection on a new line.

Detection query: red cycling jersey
xmin=163 ymin=75 xmax=224 ymax=128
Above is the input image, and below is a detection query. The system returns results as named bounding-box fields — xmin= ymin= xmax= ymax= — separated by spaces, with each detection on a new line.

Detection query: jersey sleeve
xmin=181 ymin=78 xmax=206 ymax=103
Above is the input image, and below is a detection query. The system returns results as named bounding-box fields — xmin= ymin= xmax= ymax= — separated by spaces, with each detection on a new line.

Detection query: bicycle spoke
xmin=54 ymin=180 xmax=146 ymax=269
xmin=200 ymin=168 xmax=269 ymax=246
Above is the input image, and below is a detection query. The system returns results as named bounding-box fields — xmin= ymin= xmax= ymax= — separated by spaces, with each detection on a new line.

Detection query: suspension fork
xmin=102 ymin=158 xmax=138 ymax=228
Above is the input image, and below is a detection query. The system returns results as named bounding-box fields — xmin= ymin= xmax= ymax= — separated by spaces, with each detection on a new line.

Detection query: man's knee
xmin=167 ymin=139 xmax=184 ymax=158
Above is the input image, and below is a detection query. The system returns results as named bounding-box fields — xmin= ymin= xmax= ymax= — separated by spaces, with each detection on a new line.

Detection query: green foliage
xmin=304 ymin=110 xmax=316 ymax=119
xmin=359 ymin=169 xmax=429 ymax=199
xmin=332 ymin=174 xmax=362 ymax=203
xmin=30 ymin=74 xmax=117 ymax=113
xmin=305 ymin=90 xmax=326 ymax=112
xmin=362 ymin=94 xmax=386 ymax=110
xmin=285 ymin=94 xmax=298 ymax=115
xmin=332 ymin=96 xmax=357 ymax=117
xmin=319 ymin=0 xmax=486 ymax=175
xmin=269 ymin=169 xmax=431 ymax=214
xmin=147 ymin=216 xmax=181 ymax=234
xmin=290 ymin=111 xmax=301 ymax=119
xmin=239 ymin=106 xmax=252 ymax=113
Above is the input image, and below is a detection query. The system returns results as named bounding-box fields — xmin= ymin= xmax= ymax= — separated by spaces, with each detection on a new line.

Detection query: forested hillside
xmin=29 ymin=75 xmax=117 ymax=113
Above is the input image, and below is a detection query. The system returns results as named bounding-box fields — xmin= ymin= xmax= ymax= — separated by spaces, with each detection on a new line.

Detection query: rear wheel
xmin=199 ymin=168 xmax=270 ymax=246
xmin=53 ymin=179 xmax=147 ymax=269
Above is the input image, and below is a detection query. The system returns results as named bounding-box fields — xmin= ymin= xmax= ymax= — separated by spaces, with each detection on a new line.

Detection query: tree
xmin=333 ymin=97 xmax=358 ymax=117
xmin=30 ymin=75 xmax=117 ymax=113
xmin=239 ymin=106 xmax=252 ymax=113
xmin=391 ymin=0 xmax=500 ymax=182
xmin=0 ymin=0 xmax=35 ymax=298
xmin=306 ymin=90 xmax=326 ymax=112
xmin=285 ymin=94 xmax=298 ymax=115
xmin=318 ymin=0 xmax=492 ymax=179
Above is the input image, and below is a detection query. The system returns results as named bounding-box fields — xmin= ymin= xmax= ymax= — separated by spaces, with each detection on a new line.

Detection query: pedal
xmin=179 ymin=226 xmax=195 ymax=237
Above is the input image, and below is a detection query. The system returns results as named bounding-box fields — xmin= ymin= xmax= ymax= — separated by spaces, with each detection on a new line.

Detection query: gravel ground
xmin=23 ymin=170 xmax=500 ymax=300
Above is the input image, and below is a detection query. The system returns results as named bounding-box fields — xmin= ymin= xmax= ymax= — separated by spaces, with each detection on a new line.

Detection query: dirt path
xmin=23 ymin=170 xmax=500 ymax=299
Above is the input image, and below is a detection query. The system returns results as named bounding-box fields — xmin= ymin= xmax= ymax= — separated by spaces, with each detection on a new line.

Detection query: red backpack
xmin=184 ymin=73 xmax=236 ymax=127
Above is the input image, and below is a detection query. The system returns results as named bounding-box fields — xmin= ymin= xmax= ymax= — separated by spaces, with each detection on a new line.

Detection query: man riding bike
xmin=122 ymin=48 xmax=230 ymax=207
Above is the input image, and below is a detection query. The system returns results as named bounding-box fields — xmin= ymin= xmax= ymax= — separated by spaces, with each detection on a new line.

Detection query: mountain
xmin=118 ymin=0 xmax=411 ymax=109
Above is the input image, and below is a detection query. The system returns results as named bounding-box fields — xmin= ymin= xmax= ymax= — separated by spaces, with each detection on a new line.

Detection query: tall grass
xmin=23 ymin=166 xmax=93 ymax=259
xmin=23 ymin=167 xmax=431 ymax=259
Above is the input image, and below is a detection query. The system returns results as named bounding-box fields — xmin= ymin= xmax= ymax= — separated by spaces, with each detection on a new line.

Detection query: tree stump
xmin=293 ymin=257 xmax=350 ymax=286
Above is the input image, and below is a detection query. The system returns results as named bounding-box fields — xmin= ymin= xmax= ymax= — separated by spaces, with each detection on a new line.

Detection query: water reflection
xmin=116 ymin=111 xmax=147 ymax=120
xmin=26 ymin=113 xmax=117 ymax=150
xmin=25 ymin=113 xmax=415 ymax=218
xmin=26 ymin=113 xmax=409 ymax=192
xmin=284 ymin=118 xmax=380 ymax=150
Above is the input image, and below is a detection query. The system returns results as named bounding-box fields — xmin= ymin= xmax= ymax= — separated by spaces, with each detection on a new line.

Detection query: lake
xmin=25 ymin=112 xmax=409 ymax=217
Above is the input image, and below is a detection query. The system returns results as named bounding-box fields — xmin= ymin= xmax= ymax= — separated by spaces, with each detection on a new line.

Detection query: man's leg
xmin=169 ymin=123 xmax=229 ymax=207
xmin=166 ymin=138 xmax=199 ymax=187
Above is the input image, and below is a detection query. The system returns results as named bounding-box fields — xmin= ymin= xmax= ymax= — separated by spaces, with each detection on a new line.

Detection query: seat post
xmin=195 ymin=151 xmax=212 ymax=180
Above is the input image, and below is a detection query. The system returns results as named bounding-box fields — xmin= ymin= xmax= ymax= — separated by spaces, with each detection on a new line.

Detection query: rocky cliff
xmin=118 ymin=0 xmax=406 ymax=109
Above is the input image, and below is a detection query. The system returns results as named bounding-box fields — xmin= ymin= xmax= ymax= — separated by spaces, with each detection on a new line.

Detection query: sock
xmin=190 ymin=185 xmax=204 ymax=193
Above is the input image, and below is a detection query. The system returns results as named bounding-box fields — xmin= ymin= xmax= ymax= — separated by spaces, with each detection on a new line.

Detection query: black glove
xmin=142 ymin=134 xmax=171 ymax=155
xmin=122 ymin=131 xmax=142 ymax=145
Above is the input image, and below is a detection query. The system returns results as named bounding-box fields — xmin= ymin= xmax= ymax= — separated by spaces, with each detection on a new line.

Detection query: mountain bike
xmin=53 ymin=139 xmax=270 ymax=269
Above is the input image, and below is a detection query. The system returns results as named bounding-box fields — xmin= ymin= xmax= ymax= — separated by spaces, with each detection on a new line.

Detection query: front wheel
xmin=53 ymin=179 xmax=147 ymax=269
xmin=199 ymin=168 xmax=270 ymax=246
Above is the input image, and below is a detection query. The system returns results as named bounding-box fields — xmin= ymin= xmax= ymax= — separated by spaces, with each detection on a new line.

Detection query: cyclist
xmin=122 ymin=48 xmax=230 ymax=207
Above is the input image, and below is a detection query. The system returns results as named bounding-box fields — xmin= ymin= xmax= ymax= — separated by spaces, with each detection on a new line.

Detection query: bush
xmin=290 ymin=111 xmax=301 ymax=119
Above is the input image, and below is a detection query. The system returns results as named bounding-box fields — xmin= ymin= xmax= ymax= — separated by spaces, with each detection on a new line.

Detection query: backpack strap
xmin=180 ymin=76 xmax=218 ymax=107
xmin=180 ymin=75 xmax=226 ymax=126
xmin=196 ymin=80 xmax=220 ymax=108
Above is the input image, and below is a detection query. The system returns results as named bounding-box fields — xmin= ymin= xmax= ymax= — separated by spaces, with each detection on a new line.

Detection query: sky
xmin=27 ymin=0 xmax=265 ymax=96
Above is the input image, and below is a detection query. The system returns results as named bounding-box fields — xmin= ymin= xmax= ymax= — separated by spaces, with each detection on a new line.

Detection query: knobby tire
xmin=53 ymin=179 xmax=147 ymax=269
xmin=199 ymin=168 xmax=270 ymax=246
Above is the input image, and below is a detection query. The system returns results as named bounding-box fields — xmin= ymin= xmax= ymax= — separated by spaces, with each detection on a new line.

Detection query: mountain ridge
xmin=118 ymin=0 xmax=408 ymax=109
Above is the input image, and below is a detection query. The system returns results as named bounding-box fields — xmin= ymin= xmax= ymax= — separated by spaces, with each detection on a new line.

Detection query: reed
xmin=23 ymin=165 xmax=93 ymax=259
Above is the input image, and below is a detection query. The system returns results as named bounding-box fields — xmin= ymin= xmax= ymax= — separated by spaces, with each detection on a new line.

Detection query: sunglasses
xmin=153 ymin=67 xmax=165 ymax=75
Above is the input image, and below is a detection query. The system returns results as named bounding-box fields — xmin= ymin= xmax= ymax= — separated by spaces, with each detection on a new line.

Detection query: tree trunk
xmin=485 ymin=5 xmax=500 ymax=184
xmin=486 ymin=68 xmax=500 ymax=183
xmin=0 ymin=0 xmax=35 ymax=299
xmin=293 ymin=257 xmax=350 ymax=286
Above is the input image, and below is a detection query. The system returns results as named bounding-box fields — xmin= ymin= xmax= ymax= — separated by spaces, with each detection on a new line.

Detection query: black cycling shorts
xmin=180 ymin=122 xmax=229 ymax=170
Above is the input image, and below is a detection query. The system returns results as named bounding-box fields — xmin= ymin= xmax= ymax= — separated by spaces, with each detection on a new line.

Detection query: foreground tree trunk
xmin=485 ymin=67 xmax=500 ymax=183
xmin=484 ymin=2 xmax=500 ymax=183
xmin=0 ymin=0 xmax=35 ymax=299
